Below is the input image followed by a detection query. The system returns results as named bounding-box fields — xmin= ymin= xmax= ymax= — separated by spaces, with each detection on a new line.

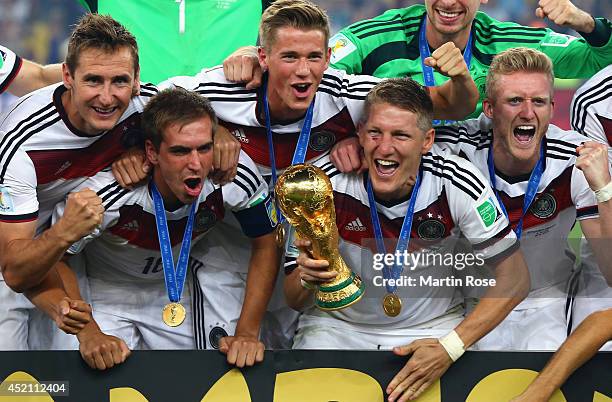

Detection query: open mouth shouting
xmin=183 ymin=177 xmax=203 ymax=197
xmin=291 ymin=82 xmax=312 ymax=99
xmin=375 ymin=159 xmax=400 ymax=176
xmin=513 ymin=125 xmax=536 ymax=146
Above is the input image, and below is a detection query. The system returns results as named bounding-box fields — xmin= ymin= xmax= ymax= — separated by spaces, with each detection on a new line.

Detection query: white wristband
xmin=595 ymin=180 xmax=612 ymax=203
xmin=438 ymin=330 xmax=465 ymax=362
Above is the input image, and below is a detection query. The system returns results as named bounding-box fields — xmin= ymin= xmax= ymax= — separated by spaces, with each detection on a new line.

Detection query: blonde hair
xmin=260 ymin=0 xmax=330 ymax=51
xmin=486 ymin=48 xmax=554 ymax=99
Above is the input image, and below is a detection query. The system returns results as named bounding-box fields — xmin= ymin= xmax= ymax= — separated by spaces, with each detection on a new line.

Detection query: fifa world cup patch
xmin=474 ymin=197 xmax=499 ymax=229
xmin=329 ymin=33 xmax=357 ymax=64
xmin=0 ymin=186 xmax=14 ymax=213
xmin=541 ymin=32 xmax=578 ymax=47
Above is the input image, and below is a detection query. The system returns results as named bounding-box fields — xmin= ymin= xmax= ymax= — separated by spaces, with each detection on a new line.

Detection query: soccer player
xmin=571 ymin=65 xmax=612 ymax=161
xmin=0 ymin=14 xmax=241 ymax=351
xmin=37 ymin=88 xmax=277 ymax=369
xmin=286 ymin=78 xmax=529 ymax=402
xmin=510 ymin=308 xmax=612 ymax=402
xmin=568 ymin=65 xmax=612 ymax=343
xmin=0 ymin=44 xmax=62 ymax=97
xmin=224 ymin=0 xmax=612 ymax=120
xmin=434 ymin=47 xmax=612 ymax=350
xmin=162 ymin=0 xmax=480 ymax=349
xmin=0 ymin=14 xmax=151 ymax=350
xmin=77 ymin=0 xmax=268 ymax=83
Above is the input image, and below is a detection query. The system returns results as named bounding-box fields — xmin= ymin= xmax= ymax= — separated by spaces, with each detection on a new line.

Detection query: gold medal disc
xmin=382 ymin=294 xmax=402 ymax=317
xmin=275 ymin=224 xmax=286 ymax=248
xmin=162 ymin=302 xmax=186 ymax=327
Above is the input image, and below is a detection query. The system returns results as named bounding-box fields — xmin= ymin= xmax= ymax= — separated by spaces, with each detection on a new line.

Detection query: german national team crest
xmin=309 ymin=131 xmax=336 ymax=152
xmin=474 ymin=75 xmax=487 ymax=99
xmin=195 ymin=209 xmax=217 ymax=233
xmin=530 ymin=193 xmax=557 ymax=219
xmin=417 ymin=219 xmax=446 ymax=240
xmin=209 ymin=326 xmax=229 ymax=350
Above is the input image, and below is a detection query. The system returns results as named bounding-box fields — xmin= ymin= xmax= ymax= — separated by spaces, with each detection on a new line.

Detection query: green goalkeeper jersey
xmin=79 ymin=0 xmax=269 ymax=84
xmin=330 ymin=5 xmax=612 ymax=119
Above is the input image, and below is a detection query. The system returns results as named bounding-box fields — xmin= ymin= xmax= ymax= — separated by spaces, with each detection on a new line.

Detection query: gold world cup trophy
xmin=275 ymin=164 xmax=365 ymax=310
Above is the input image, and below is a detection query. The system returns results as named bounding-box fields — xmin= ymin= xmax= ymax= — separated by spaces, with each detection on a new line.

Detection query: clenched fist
xmin=576 ymin=141 xmax=611 ymax=192
xmin=535 ymin=0 xmax=595 ymax=33
xmin=56 ymin=189 xmax=104 ymax=244
xmin=424 ymin=42 xmax=471 ymax=79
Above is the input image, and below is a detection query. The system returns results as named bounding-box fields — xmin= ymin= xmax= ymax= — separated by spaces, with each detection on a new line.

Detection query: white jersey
xmin=0 ymin=45 xmax=21 ymax=94
xmin=163 ymin=66 xmax=379 ymax=177
xmin=435 ymin=115 xmax=599 ymax=305
xmin=0 ymin=83 xmax=158 ymax=230
xmin=54 ymin=151 xmax=275 ymax=282
xmin=571 ymin=65 xmax=612 ymax=161
xmin=173 ymin=66 xmax=380 ymax=273
xmin=286 ymin=150 xmax=517 ymax=332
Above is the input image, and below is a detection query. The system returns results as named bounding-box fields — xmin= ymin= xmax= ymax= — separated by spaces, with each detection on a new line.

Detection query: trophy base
xmin=315 ymin=272 xmax=365 ymax=311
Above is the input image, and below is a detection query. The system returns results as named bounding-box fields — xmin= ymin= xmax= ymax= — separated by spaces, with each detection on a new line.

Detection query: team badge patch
xmin=475 ymin=197 xmax=498 ymax=229
xmin=309 ymin=130 xmax=336 ymax=152
xmin=541 ymin=32 xmax=577 ymax=47
xmin=0 ymin=186 xmax=14 ymax=213
xmin=417 ymin=219 xmax=446 ymax=240
xmin=0 ymin=49 xmax=5 ymax=68
xmin=209 ymin=326 xmax=229 ymax=350
xmin=530 ymin=193 xmax=557 ymax=219
xmin=329 ymin=33 xmax=357 ymax=64
xmin=195 ymin=209 xmax=217 ymax=233
xmin=266 ymin=196 xmax=279 ymax=227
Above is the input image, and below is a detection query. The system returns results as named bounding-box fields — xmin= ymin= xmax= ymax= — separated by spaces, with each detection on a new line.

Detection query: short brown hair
xmin=66 ymin=13 xmax=139 ymax=75
xmin=260 ymin=0 xmax=330 ymax=51
xmin=142 ymin=88 xmax=218 ymax=150
xmin=486 ymin=47 xmax=554 ymax=99
xmin=362 ymin=78 xmax=434 ymax=132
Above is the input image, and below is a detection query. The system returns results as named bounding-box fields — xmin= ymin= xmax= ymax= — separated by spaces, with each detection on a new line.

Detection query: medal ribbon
xmin=419 ymin=17 xmax=473 ymax=125
xmin=367 ymin=170 xmax=422 ymax=295
xmin=487 ymin=141 xmax=545 ymax=239
xmin=262 ymin=73 xmax=315 ymax=225
xmin=151 ymin=182 xmax=196 ymax=303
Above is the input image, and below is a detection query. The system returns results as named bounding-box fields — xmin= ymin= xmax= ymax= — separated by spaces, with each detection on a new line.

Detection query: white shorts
xmin=0 ymin=254 xmax=89 ymax=350
xmin=192 ymin=263 xmax=299 ymax=350
xmin=570 ymin=263 xmax=612 ymax=350
xmin=475 ymin=298 xmax=567 ymax=351
xmin=89 ymin=276 xmax=194 ymax=350
xmin=293 ymin=313 xmax=462 ymax=350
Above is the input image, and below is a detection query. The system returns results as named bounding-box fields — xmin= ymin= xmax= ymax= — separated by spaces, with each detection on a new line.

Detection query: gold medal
xmin=382 ymin=294 xmax=402 ymax=317
xmin=162 ymin=302 xmax=186 ymax=327
xmin=275 ymin=224 xmax=286 ymax=248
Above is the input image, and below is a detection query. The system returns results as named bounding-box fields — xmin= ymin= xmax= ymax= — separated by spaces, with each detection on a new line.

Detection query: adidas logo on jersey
xmin=345 ymin=217 xmax=366 ymax=231
xmin=232 ymin=128 xmax=249 ymax=143
xmin=120 ymin=220 xmax=139 ymax=232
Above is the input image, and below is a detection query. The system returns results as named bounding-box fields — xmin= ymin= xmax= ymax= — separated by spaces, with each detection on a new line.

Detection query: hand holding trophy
xmin=275 ymin=164 xmax=365 ymax=310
